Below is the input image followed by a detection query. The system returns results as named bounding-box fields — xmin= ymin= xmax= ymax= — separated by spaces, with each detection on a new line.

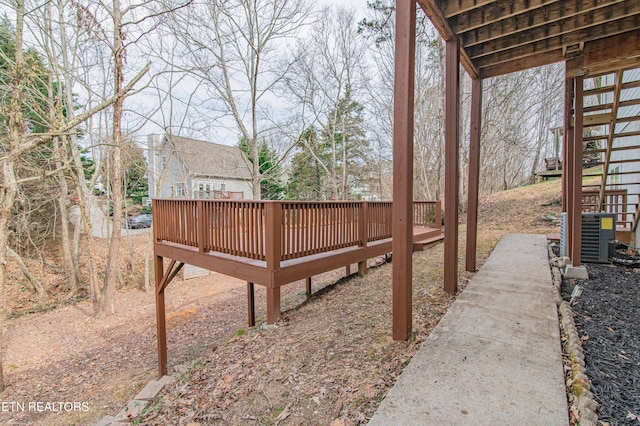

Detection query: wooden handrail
xmin=153 ymin=199 xmax=442 ymax=267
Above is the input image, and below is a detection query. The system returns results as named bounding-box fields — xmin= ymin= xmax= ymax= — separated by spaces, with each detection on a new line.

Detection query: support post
xmin=391 ymin=0 xmax=416 ymax=341
xmin=435 ymin=201 xmax=442 ymax=231
xmin=358 ymin=260 xmax=367 ymax=277
xmin=466 ymin=77 xmax=482 ymax=272
xmin=266 ymin=287 xmax=281 ymax=324
xmin=345 ymin=264 xmax=351 ymax=276
xmin=306 ymin=277 xmax=312 ymax=300
xmin=571 ymin=75 xmax=584 ymax=267
xmin=444 ymin=38 xmax=460 ymax=294
xmin=564 ymin=76 xmax=575 ymax=258
xmin=155 ymin=255 xmax=167 ymax=378
xmin=247 ymin=282 xmax=255 ymax=327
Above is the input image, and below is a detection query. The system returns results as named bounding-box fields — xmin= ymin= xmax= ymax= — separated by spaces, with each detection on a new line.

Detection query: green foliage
xmin=238 ymin=139 xmax=285 ymax=200
xmin=123 ymin=143 xmax=149 ymax=203
xmin=357 ymin=0 xmax=395 ymax=45
xmin=80 ymin=149 xmax=95 ymax=182
xmin=0 ymin=18 xmax=52 ymax=136
xmin=286 ymin=127 xmax=327 ymax=200
xmin=287 ymin=90 xmax=370 ymax=200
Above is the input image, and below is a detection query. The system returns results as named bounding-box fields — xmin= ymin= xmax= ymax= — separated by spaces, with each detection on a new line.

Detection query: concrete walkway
xmin=370 ymin=234 xmax=568 ymax=425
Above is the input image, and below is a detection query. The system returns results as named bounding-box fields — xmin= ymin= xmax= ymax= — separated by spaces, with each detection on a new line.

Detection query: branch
xmin=7 ymin=62 xmax=151 ymax=160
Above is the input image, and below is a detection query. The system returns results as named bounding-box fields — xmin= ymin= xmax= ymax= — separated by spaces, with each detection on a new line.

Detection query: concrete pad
xmin=370 ymin=234 xmax=568 ymax=426
xmin=564 ymin=265 xmax=589 ymax=279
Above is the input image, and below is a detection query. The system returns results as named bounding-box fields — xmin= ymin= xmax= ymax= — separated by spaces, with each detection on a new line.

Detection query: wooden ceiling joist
xmin=451 ymin=0 xmax=555 ymax=35
xmin=440 ymin=0 xmax=497 ymax=19
xmin=480 ymin=50 xmax=565 ymax=78
xmin=474 ymin=14 xmax=640 ymax=70
xmin=467 ymin=1 xmax=640 ymax=61
xmin=462 ymin=0 xmax=627 ymax=48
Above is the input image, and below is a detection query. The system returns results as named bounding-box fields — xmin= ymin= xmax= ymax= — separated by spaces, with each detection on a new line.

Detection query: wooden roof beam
xmin=480 ymin=50 xmax=564 ymax=78
xmin=462 ymin=0 xmax=626 ymax=48
xmin=419 ymin=0 xmax=479 ymax=78
xmin=441 ymin=0 xmax=497 ymax=18
xmin=473 ymin=14 xmax=640 ymax=68
xmin=567 ymin=29 xmax=640 ymax=77
xmin=452 ymin=0 xmax=559 ymax=35
xmin=467 ymin=2 xmax=640 ymax=59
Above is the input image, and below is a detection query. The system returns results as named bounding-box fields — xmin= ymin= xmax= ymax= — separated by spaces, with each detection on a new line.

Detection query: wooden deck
xmin=153 ymin=199 xmax=443 ymax=376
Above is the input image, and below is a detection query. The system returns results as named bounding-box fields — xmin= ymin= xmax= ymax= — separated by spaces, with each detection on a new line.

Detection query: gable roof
xmin=162 ymin=135 xmax=252 ymax=180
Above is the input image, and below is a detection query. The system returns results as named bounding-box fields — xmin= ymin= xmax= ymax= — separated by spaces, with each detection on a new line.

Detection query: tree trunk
xmin=0 ymin=0 xmax=27 ymax=392
xmin=55 ymin=0 xmax=99 ymax=299
xmin=99 ymin=0 xmax=124 ymax=316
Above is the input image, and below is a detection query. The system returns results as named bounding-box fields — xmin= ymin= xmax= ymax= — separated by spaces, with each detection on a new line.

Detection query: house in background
xmin=147 ymin=134 xmax=253 ymax=200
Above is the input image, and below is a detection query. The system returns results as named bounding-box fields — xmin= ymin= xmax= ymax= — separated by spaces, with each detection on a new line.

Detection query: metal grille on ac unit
xmin=581 ymin=213 xmax=616 ymax=263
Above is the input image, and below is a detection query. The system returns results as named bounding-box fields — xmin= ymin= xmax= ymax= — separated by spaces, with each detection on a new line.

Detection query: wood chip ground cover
xmin=562 ymin=259 xmax=640 ymax=426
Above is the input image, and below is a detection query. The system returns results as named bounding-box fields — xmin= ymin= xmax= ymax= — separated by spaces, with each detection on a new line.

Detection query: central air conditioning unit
xmin=559 ymin=212 xmax=616 ymax=262
xmin=581 ymin=213 xmax=616 ymax=263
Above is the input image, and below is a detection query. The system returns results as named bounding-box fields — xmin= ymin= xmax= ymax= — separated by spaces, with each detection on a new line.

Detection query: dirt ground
xmin=0 ymin=177 xmax=565 ymax=426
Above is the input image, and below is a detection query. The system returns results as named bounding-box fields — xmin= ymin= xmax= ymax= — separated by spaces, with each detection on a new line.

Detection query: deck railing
xmin=153 ymin=199 xmax=442 ymax=267
xmin=581 ymin=189 xmax=629 ymax=227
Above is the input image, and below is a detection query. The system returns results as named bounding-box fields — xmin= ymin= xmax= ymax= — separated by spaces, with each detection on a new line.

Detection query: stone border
xmin=548 ymin=243 xmax=599 ymax=426
xmin=95 ymin=375 xmax=173 ymax=425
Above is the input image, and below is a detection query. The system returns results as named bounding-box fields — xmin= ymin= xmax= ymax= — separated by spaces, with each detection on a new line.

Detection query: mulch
xmin=561 ymin=249 xmax=640 ymax=426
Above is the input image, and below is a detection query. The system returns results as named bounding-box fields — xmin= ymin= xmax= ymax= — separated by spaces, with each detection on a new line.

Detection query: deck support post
xmin=564 ymin=74 xmax=575 ymax=257
xmin=155 ymin=255 xmax=167 ymax=378
xmin=345 ymin=265 xmax=351 ymax=276
xmin=358 ymin=260 xmax=367 ymax=277
xmin=444 ymin=37 xmax=461 ymax=294
xmin=247 ymin=282 xmax=255 ymax=327
xmin=391 ymin=0 xmax=416 ymax=341
xmin=571 ymin=75 xmax=584 ymax=267
xmin=305 ymin=277 xmax=312 ymax=300
xmin=266 ymin=287 xmax=281 ymax=324
xmin=466 ymin=77 xmax=482 ymax=272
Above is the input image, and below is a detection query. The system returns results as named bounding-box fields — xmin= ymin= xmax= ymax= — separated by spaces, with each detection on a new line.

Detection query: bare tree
xmin=285 ymin=6 xmax=370 ymax=200
xmin=168 ymin=0 xmax=310 ymax=199
xmin=0 ymin=0 xmax=149 ymax=388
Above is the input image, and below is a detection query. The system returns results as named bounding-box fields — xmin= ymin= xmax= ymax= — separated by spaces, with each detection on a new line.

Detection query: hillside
xmin=2 ymin=177 xmax=565 ymax=425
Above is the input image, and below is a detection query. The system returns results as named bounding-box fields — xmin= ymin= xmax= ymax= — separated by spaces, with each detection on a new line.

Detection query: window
xmin=221 ymin=183 xmax=226 ymax=191
xmin=175 ymin=183 xmax=185 ymax=197
xmin=610 ymin=166 xmax=620 ymax=187
xmin=160 ymin=156 xmax=167 ymax=170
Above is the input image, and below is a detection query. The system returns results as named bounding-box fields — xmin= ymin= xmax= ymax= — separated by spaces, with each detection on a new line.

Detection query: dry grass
xmin=2 ymin=176 xmax=566 ymax=425
xmin=136 ymin=177 xmax=565 ymax=425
